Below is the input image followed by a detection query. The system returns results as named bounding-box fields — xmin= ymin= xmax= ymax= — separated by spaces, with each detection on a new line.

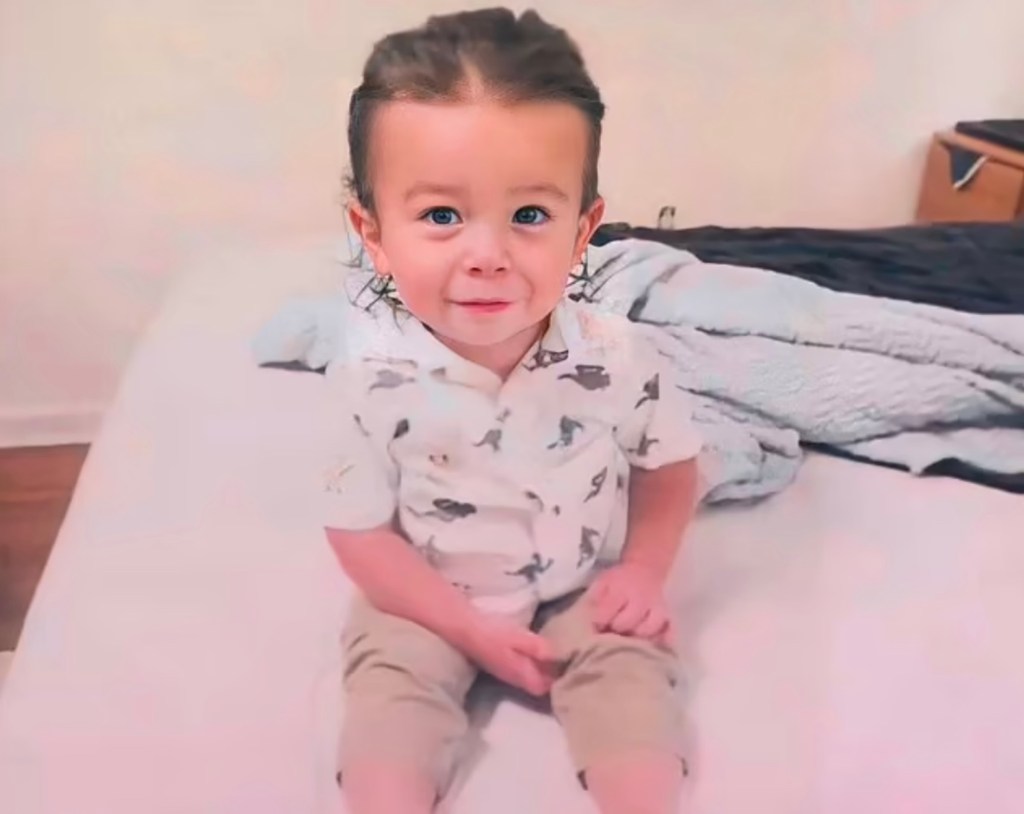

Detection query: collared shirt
xmin=321 ymin=274 xmax=702 ymax=615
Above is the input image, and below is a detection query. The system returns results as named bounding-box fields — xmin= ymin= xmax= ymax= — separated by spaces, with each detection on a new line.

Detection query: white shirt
xmin=321 ymin=276 xmax=702 ymax=615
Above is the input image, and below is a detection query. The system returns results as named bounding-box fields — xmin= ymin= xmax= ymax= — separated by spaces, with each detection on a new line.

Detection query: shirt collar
xmin=343 ymin=271 xmax=589 ymax=388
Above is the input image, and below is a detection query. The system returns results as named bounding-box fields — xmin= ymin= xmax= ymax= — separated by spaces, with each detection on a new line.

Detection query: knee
xmin=344 ymin=625 xmax=470 ymax=696
xmin=559 ymin=632 xmax=679 ymax=691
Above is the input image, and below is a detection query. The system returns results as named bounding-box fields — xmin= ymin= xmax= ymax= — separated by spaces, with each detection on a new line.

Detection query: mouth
xmin=450 ymin=299 xmax=513 ymax=314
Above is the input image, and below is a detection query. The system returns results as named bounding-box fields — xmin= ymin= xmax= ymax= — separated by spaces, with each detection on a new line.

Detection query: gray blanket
xmin=253 ymin=239 xmax=1024 ymax=503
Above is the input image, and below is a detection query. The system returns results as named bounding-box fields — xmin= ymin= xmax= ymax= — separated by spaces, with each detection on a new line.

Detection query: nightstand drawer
xmin=916 ymin=135 xmax=1024 ymax=222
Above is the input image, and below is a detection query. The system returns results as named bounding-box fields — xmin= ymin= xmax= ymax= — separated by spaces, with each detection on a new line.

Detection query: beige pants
xmin=338 ymin=590 xmax=686 ymax=796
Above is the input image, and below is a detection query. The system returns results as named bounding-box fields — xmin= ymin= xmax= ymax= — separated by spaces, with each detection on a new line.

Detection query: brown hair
xmin=347 ymin=7 xmax=604 ymax=213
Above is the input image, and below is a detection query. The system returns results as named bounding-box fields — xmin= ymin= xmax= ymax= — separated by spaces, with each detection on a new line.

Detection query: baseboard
xmin=0 ymin=403 xmax=105 ymax=448
xmin=0 ymin=651 xmax=13 ymax=694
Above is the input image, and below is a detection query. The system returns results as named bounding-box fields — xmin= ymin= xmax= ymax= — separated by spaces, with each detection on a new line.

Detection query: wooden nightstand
xmin=916 ymin=129 xmax=1024 ymax=223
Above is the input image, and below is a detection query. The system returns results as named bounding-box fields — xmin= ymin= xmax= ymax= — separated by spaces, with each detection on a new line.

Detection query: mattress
xmin=2 ymin=236 xmax=1023 ymax=814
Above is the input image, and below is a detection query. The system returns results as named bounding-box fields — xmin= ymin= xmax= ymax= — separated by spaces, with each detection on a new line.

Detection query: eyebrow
xmin=510 ymin=183 xmax=570 ymax=202
xmin=403 ymin=182 xmax=571 ymax=203
xmin=404 ymin=183 xmax=464 ymax=202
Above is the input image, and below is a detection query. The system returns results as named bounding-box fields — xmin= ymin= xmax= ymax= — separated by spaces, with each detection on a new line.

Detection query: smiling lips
xmin=451 ymin=299 xmax=512 ymax=314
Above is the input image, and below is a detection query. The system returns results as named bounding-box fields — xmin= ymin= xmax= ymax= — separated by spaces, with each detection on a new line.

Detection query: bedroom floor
xmin=0 ymin=445 xmax=88 ymax=651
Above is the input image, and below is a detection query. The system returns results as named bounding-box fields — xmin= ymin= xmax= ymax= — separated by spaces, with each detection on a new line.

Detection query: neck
xmin=440 ymin=318 xmax=548 ymax=380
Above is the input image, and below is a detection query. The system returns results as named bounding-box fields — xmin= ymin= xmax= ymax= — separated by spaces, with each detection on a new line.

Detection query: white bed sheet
xmin=2 ymin=237 xmax=1023 ymax=814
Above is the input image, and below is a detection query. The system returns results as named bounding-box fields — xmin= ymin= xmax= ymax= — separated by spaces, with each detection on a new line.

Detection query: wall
xmin=2 ymin=0 xmax=1022 ymax=445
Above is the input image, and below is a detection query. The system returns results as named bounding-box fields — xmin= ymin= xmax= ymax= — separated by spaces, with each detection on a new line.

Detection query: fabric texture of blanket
xmin=252 ymin=239 xmax=1024 ymax=503
xmin=593 ymin=222 xmax=1024 ymax=315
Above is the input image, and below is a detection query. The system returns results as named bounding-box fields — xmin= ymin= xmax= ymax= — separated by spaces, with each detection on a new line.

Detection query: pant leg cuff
xmin=576 ymin=752 xmax=689 ymax=790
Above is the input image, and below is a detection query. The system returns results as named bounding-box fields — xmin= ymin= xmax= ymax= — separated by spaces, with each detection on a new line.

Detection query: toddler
xmin=323 ymin=8 xmax=701 ymax=813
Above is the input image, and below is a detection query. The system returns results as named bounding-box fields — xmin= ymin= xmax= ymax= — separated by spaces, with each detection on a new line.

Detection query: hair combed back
xmin=348 ymin=7 xmax=604 ymax=212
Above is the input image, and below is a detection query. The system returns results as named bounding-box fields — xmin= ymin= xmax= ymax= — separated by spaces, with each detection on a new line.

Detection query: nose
xmin=463 ymin=222 xmax=510 ymax=277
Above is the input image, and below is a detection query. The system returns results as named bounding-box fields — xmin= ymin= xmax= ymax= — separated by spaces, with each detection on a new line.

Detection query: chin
xmin=472 ymin=319 xmax=547 ymax=349
xmin=448 ymin=323 xmax=526 ymax=348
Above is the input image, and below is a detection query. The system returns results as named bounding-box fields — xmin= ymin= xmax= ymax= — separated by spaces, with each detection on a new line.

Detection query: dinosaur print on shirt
xmin=558 ymin=364 xmax=611 ymax=391
xmin=473 ymin=428 xmax=502 ymax=452
xmin=507 ymin=552 xmax=555 ymax=583
xmin=409 ymin=498 xmax=478 ymax=523
xmin=369 ymin=369 xmax=416 ymax=392
xmin=547 ymin=416 xmax=585 ymax=450
xmin=578 ymin=526 xmax=600 ymax=566
xmin=524 ymin=490 xmax=545 ymax=512
xmin=636 ymin=373 xmax=660 ymax=408
xmin=585 ymin=467 xmax=608 ymax=502
xmin=523 ymin=347 xmax=570 ymax=371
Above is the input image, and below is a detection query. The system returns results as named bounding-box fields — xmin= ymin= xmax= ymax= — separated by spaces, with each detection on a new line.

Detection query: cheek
xmin=518 ymin=232 xmax=577 ymax=294
xmin=394 ymin=274 xmax=442 ymax=314
xmin=379 ymin=233 xmax=449 ymax=311
xmin=504 ymin=254 xmax=566 ymax=317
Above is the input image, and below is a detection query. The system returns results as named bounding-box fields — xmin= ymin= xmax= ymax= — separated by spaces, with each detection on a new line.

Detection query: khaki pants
xmin=338 ymin=590 xmax=685 ymax=796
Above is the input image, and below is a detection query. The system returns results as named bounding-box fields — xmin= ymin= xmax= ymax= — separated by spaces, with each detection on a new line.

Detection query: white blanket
xmin=3 ymin=236 xmax=1024 ymax=814
xmin=253 ymin=238 xmax=1024 ymax=502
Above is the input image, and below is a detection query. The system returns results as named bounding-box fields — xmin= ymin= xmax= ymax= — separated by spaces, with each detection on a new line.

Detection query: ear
xmin=573 ymin=196 xmax=606 ymax=263
xmin=347 ymin=202 xmax=389 ymax=276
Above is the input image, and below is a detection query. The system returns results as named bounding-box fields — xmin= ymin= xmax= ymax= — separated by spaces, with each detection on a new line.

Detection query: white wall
xmin=2 ymin=0 xmax=1023 ymax=445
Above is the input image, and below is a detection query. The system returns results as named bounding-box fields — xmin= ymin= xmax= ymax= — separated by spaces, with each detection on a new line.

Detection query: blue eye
xmin=423 ymin=207 xmax=461 ymax=226
xmin=512 ymin=206 xmax=549 ymax=225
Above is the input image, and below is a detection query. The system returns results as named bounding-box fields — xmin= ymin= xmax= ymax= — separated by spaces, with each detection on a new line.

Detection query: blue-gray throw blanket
xmin=253 ymin=239 xmax=1024 ymax=502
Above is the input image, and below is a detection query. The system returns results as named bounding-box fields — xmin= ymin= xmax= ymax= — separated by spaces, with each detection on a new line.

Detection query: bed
xmin=1 ymin=229 xmax=1023 ymax=814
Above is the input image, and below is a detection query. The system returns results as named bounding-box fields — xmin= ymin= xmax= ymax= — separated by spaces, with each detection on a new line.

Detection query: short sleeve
xmin=320 ymin=363 xmax=398 ymax=531
xmin=614 ymin=334 xmax=702 ymax=469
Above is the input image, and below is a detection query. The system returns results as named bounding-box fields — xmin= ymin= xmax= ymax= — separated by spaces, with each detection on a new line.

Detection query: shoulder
xmin=560 ymin=298 xmax=629 ymax=343
xmin=560 ymin=300 xmax=664 ymax=372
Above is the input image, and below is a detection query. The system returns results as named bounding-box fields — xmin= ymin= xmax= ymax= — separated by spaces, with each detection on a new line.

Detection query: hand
xmin=459 ymin=614 xmax=559 ymax=697
xmin=588 ymin=562 xmax=675 ymax=646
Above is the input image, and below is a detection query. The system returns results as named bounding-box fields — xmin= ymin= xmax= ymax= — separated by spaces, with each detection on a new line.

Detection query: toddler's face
xmin=351 ymin=97 xmax=603 ymax=361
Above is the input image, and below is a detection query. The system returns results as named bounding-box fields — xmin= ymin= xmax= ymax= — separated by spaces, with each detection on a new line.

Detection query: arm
xmin=328 ymin=523 xmax=558 ymax=695
xmin=588 ymin=458 xmax=698 ymax=639
xmin=596 ymin=331 xmax=703 ymax=639
xmin=327 ymin=523 xmax=479 ymax=647
xmin=319 ymin=363 xmax=476 ymax=640
xmin=621 ymin=458 xmax=699 ymax=581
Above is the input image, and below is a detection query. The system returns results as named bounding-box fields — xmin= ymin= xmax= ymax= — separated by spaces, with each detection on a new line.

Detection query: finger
xmin=587 ymin=578 xmax=609 ymax=606
xmin=515 ymin=658 xmax=554 ymax=696
xmin=591 ymin=590 xmax=628 ymax=630
xmin=609 ymin=600 xmax=650 ymax=635
xmin=632 ymin=607 xmax=669 ymax=640
xmin=657 ymin=618 xmax=677 ymax=649
xmin=510 ymin=629 xmax=556 ymax=665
